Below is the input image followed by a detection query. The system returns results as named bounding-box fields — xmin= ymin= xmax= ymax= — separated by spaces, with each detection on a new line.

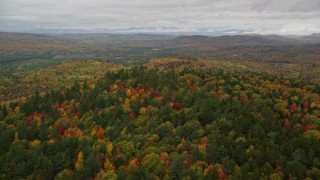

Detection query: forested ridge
xmin=1 ymin=66 xmax=320 ymax=179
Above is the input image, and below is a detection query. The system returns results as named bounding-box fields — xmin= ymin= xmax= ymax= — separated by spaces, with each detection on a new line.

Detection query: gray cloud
xmin=0 ymin=0 xmax=319 ymax=35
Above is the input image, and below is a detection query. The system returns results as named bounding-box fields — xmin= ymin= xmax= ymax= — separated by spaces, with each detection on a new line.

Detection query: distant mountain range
xmin=49 ymin=33 xmax=175 ymax=43
xmin=1 ymin=32 xmax=319 ymax=64
xmin=1 ymin=31 xmax=320 ymax=45
xmin=173 ymin=34 xmax=320 ymax=45
xmin=50 ymin=33 xmax=320 ymax=45
xmin=174 ymin=35 xmax=280 ymax=45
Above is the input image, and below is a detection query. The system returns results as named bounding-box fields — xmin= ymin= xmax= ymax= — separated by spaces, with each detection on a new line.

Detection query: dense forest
xmin=2 ymin=58 xmax=320 ymax=102
xmin=0 ymin=60 xmax=121 ymax=101
xmin=1 ymin=66 xmax=320 ymax=179
xmin=1 ymin=33 xmax=320 ymax=65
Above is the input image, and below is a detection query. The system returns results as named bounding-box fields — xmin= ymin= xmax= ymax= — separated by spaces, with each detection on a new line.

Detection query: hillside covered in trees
xmin=0 ymin=60 xmax=121 ymax=101
xmin=1 ymin=64 xmax=320 ymax=179
xmin=1 ymin=32 xmax=320 ymax=64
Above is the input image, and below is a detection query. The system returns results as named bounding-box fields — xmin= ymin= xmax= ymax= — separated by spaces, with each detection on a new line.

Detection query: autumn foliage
xmin=1 ymin=66 xmax=320 ymax=179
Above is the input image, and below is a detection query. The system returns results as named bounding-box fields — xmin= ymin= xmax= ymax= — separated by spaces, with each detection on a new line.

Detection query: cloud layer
xmin=1 ymin=0 xmax=319 ymax=35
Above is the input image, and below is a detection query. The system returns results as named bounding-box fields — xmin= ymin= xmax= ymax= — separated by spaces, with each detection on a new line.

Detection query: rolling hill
xmin=1 ymin=32 xmax=320 ymax=64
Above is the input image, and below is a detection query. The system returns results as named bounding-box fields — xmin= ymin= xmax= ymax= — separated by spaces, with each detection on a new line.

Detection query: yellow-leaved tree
xmin=75 ymin=151 xmax=83 ymax=170
xmin=106 ymin=142 xmax=113 ymax=154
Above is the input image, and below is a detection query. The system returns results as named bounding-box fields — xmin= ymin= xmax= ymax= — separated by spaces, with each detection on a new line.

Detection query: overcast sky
xmin=0 ymin=0 xmax=319 ymax=35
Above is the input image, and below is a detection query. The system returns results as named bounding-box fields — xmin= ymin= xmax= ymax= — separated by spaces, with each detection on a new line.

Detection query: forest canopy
xmin=1 ymin=65 xmax=320 ymax=179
